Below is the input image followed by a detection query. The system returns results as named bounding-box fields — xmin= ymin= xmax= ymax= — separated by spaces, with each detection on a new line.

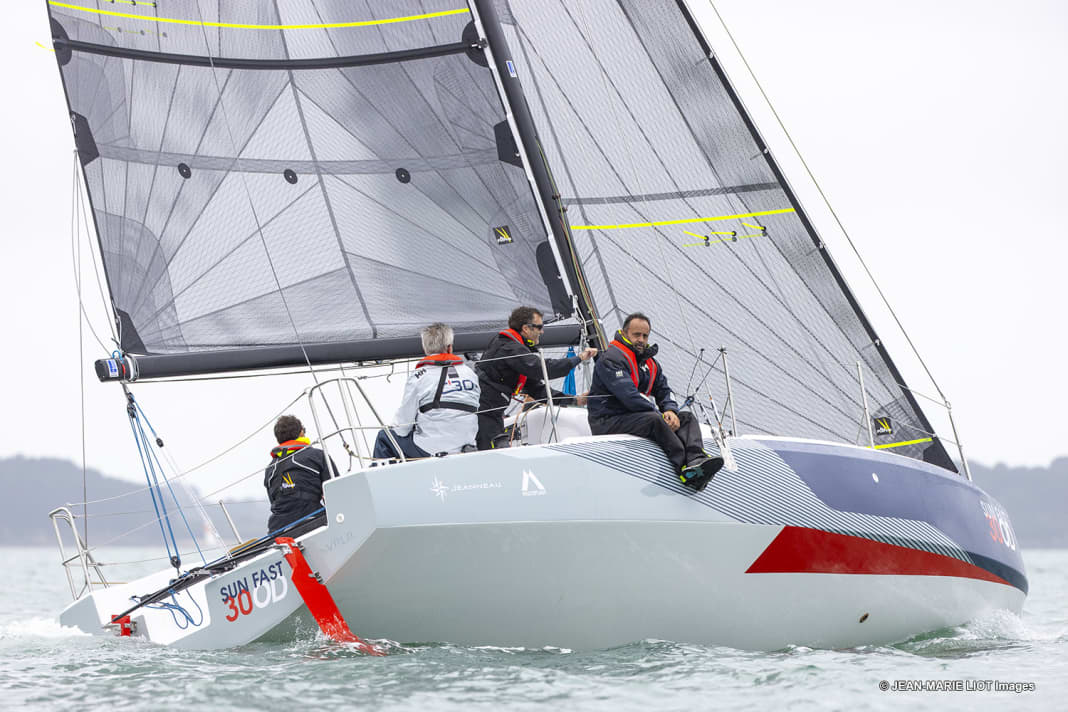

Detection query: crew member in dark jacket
xmin=588 ymin=312 xmax=722 ymax=490
xmin=263 ymin=415 xmax=337 ymax=534
xmin=475 ymin=305 xmax=597 ymax=449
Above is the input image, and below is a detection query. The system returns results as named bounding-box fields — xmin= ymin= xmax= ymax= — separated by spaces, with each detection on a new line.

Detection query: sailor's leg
xmin=477 ymin=412 xmax=504 ymax=450
xmin=394 ymin=432 xmax=431 ymax=459
xmin=675 ymin=411 xmax=707 ymax=462
xmin=375 ymin=429 xmax=431 ymax=459
xmin=590 ymin=411 xmax=687 ymax=473
xmin=372 ymin=429 xmax=400 ymax=459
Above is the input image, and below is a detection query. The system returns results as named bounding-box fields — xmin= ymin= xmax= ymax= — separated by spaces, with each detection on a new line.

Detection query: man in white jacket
xmin=372 ymin=322 xmax=481 ymax=460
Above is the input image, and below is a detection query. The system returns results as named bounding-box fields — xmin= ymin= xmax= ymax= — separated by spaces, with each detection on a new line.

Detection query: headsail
xmin=48 ymin=1 xmax=572 ymax=362
xmin=499 ymin=0 xmax=955 ymax=470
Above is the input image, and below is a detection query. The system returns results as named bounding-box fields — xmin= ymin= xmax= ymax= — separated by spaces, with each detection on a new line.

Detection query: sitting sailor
xmin=373 ymin=322 xmax=480 ymax=460
xmin=264 ymin=415 xmax=337 ymax=534
xmin=475 ymin=305 xmax=597 ymax=450
xmin=587 ymin=312 xmax=723 ymax=491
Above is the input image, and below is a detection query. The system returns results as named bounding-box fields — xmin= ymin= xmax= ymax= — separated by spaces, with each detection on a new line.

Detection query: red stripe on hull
xmin=746 ymin=526 xmax=1011 ymax=586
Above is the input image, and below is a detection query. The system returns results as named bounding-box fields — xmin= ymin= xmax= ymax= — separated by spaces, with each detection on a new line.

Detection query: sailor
xmin=263 ymin=415 xmax=337 ymax=534
xmin=373 ymin=322 xmax=481 ymax=459
xmin=475 ymin=306 xmax=597 ymax=450
xmin=587 ymin=312 xmax=723 ymax=491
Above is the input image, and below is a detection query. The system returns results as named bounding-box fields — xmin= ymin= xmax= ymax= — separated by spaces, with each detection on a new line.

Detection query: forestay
xmin=499 ymin=0 xmax=955 ymax=469
xmin=48 ymin=1 xmax=565 ymax=356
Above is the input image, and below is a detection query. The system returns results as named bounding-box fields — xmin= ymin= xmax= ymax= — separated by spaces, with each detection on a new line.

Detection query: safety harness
xmin=610 ymin=338 xmax=658 ymax=396
xmin=417 ymin=353 xmax=478 ymax=414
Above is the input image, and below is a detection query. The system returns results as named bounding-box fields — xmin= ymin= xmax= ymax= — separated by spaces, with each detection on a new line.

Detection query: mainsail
xmin=48 ymin=0 xmax=573 ymax=362
xmin=498 ymin=0 xmax=955 ymax=470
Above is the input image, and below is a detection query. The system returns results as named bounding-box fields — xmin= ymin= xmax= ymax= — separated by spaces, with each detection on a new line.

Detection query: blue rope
xmin=141 ymin=589 xmax=204 ymax=629
xmin=127 ymin=414 xmax=179 ymax=568
xmin=134 ymin=403 xmax=205 ymax=564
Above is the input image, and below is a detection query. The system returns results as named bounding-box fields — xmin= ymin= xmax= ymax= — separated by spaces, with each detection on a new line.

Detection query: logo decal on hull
xmin=521 ymin=469 xmax=546 ymax=496
xmin=431 ymin=477 xmax=449 ymax=502
xmin=430 ymin=477 xmax=503 ymax=503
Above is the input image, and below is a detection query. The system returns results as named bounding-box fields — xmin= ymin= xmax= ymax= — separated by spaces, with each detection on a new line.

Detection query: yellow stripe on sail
xmin=874 ymin=437 xmax=934 ymax=450
xmin=570 ymin=208 xmax=794 ymax=231
xmin=48 ymin=2 xmax=469 ymax=30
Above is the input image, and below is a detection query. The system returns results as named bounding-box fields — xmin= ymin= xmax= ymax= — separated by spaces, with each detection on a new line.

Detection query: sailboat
xmin=45 ymin=0 xmax=1025 ymax=650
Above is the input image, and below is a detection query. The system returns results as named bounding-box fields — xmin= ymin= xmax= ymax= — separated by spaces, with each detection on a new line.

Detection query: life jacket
xmin=610 ymin=338 xmax=658 ymax=396
xmin=499 ymin=329 xmax=529 ymax=395
xmin=265 ymin=438 xmax=321 ymax=505
xmin=416 ymin=353 xmax=478 ymax=414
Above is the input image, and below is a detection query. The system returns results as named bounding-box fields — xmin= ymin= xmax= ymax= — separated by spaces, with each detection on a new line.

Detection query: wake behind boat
xmin=43 ymin=0 xmax=1025 ymax=651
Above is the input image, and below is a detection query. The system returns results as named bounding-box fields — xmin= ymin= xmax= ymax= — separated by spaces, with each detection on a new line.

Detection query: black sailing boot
xmin=679 ymin=455 xmax=724 ymax=492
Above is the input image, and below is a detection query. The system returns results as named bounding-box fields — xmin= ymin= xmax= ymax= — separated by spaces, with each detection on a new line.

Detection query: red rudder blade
xmin=275 ymin=537 xmax=384 ymax=655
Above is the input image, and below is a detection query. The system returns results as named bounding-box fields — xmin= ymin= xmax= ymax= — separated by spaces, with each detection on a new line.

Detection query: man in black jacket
xmin=263 ymin=415 xmax=337 ymax=535
xmin=475 ymin=305 xmax=597 ymax=449
xmin=587 ymin=313 xmax=722 ymax=491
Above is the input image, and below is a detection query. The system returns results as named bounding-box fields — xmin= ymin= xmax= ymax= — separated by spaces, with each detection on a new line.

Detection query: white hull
xmin=59 ymin=435 xmax=1026 ymax=650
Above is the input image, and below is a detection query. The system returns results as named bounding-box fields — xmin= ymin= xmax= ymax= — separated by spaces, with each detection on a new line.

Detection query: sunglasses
xmin=525 ymin=323 xmax=545 ymax=331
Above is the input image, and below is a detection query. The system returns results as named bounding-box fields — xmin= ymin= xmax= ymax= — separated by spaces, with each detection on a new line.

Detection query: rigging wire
xmin=69 ymin=153 xmax=114 ymax=355
xmin=707 ymin=1 xmax=949 ymax=404
xmin=133 ymin=400 xmax=222 ymax=560
xmin=73 ymin=152 xmax=89 ymax=549
xmin=66 ymin=392 xmax=304 ymax=508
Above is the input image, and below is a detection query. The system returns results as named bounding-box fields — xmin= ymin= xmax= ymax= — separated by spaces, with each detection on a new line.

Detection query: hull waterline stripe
xmin=747 ymin=526 xmax=1017 ymax=588
xmin=570 ymin=208 xmax=794 ymax=230
xmin=48 ymin=2 xmax=469 ymax=30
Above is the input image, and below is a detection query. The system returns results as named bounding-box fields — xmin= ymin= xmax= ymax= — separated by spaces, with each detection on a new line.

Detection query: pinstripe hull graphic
xmin=58 ymin=434 xmax=1026 ymax=650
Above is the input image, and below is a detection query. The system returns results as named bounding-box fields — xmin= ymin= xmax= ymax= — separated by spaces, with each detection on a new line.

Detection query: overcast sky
xmin=1 ymin=1 xmax=1065 ymax=505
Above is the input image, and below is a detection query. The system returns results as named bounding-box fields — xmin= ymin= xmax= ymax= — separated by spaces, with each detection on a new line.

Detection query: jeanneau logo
xmin=430 ymin=477 xmax=502 ymax=503
xmin=430 ymin=477 xmax=449 ymax=502
xmin=522 ymin=469 xmax=546 ymax=496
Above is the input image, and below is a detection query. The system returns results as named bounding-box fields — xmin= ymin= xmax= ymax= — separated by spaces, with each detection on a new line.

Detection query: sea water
xmin=1 ymin=547 xmax=1065 ymax=711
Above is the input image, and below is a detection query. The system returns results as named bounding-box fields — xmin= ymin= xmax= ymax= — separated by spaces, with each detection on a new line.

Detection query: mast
xmin=675 ymin=0 xmax=956 ymax=472
xmin=468 ymin=0 xmax=603 ymax=348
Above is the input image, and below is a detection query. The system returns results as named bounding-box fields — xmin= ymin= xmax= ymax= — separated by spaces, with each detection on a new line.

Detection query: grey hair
xmin=421 ymin=322 xmax=454 ymax=355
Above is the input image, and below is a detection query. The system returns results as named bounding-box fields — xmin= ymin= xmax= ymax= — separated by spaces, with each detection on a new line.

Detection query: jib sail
xmin=497 ymin=0 xmax=955 ymax=470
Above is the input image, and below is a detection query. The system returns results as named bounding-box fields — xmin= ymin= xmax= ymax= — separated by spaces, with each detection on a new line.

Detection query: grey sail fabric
xmin=49 ymin=1 xmax=558 ymax=354
xmin=500 ymin=0 xmax=954 ymax=469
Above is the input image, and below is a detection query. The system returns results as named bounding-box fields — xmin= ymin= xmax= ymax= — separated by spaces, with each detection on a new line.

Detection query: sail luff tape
xmin=874 ymin=437 xmax=933 ymax=450
xmin=48 ymin=2 xmax=469 ymax=30
xmin=571 ymin=207 xmax=794 ymax=231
